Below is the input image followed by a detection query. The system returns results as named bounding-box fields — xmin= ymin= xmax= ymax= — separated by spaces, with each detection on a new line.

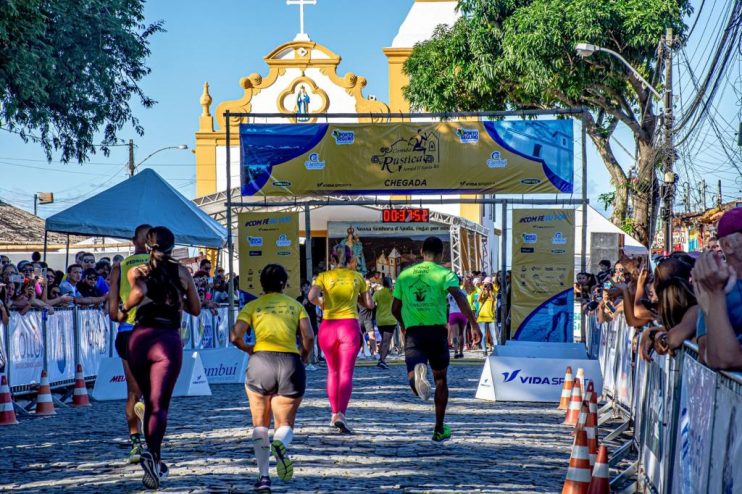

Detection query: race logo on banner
xmin=238 ymin=212 xmax=300 ymax=302
xmin=511 ymin=209 xmax=575 ymax=342
xmin=78 ymin=310 xmax=109 ymax=377
xmin=9 ymin=311 xmax=44 ymax=386
xmin=46 ymin=310 xmax=75 ymax=384
xmin=239 ymin=120 xmax=574 ymax=196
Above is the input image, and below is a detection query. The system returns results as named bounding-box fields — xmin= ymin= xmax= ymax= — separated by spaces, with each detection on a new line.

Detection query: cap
xmin=716 ymin=207 xmax=742 ymax=239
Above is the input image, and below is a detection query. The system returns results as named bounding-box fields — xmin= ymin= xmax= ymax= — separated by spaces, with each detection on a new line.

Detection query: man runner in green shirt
xmin=392 ymin=237 xmax=478 ymax=442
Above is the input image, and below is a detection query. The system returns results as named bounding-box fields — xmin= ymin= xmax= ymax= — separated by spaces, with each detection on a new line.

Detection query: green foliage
xmin=621 ymin=218 xmax=636 ymax=235
xmin=404 ymin=0 xmax=691 ymax=123
xmin=598 ymin=192 xmax=616 ymax=211
xmin=0 ymin=0 xmax=163 ymax=162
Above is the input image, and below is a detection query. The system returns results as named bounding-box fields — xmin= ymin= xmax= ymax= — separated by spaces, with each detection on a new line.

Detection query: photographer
xmin=477 ymin=278 xmax=497 ymax=351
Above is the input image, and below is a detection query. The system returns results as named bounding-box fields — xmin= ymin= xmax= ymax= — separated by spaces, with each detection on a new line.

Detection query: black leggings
xmin=378 ymin=325 xmax=397 ymax=363
xmin=127 ymin=326 xmax=182 ymax=463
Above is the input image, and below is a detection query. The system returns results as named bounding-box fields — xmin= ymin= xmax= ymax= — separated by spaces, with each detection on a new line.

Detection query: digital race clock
xmin=381 ymin=208 xmax=430 ymax=223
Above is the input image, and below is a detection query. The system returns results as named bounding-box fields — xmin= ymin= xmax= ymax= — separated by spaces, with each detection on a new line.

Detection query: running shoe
xmin=134 ymin=401 xmax=145 ymax=432
xmin=413 ymin=363 xmax=432 ymax=401
xmin=432 ymin=424 xmax=452 ymax=443
xmin=159 ymin=462 xmax=169 ymax=481
xmin=305 ymin=363 xmax=317 ymax=371
xmin=377 ymin=361 xmax=389 ymax=370
xmin=128 ymin=434 xmax=144 ymax=464
xmin=254 ymin=475 xmax=272 ymax=493
xmin=271 ymin=440 xmax=294 ymax=481
xmin=454 ymin=353 xmax=463 ymax=359
xmin=332 ymin=412 xmax=353 ymax=434
xmin=139 ymin=451 xmax=160 ymax=490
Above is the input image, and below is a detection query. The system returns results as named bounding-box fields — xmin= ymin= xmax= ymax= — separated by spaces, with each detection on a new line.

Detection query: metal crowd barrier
xmin=0 ymin=305 xmax=240 ymax=396
xmin=592 ymin=314 xmax=742 ymax=493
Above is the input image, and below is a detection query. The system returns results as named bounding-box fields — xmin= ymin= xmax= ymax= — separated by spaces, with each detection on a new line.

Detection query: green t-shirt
xmin=373 ymin=287 xmax=397 ymax=326
xmin=393 ymin=261 xmax=459 ymax=327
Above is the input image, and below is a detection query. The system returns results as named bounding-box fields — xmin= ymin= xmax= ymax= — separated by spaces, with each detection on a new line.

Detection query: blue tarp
xmin=45 ymin=169 xmax=226 ymax=248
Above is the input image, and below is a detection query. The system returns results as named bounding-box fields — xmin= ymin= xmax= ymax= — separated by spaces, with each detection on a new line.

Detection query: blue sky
xmin=0 ymin=0 xmax=738 ymax=218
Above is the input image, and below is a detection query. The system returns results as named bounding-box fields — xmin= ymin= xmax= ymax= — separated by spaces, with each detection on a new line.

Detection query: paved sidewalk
xmin=1 ymin=362 xmax=571 ymax=493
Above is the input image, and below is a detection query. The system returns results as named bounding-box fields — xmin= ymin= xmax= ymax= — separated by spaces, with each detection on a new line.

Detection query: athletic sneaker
xmin=139 ymin=451 xmax=160 ymax=490
xmin=432 ymin=424 xmax=452 ymax=442
xmin=413 ymin=363 xmax=432 ymax=401
xmin=128 ymin=434 xmax=144 ymax=464
xmin=331 ymin=412 xmax=353 ymax=434
xmin=159 ymin=462 xmax=169 ymax=481
xmin=271 ymin=440 xmax=294 ymax=481
xmin=305 ymin=363 xmax=317 ymax=371
xmin=254 ymin=475 xmax=272 ymax=492
xmin=377 ymin=361 xmax=389 ymax=370
xmin=454 ymin=353 xmax=464 ymax=359
xmin=134 ymin=401 xmax=145 ymax=432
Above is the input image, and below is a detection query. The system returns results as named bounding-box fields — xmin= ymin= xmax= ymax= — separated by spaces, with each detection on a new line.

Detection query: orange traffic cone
xmin=34 ymin=370 xmax=56 ymax=415
xmin=562 ymin=425 xmax=592 ymax=494
xmin=586 ymin=445 xmax=610 ymax=494
xmin=72 ymin=364 xmax=91 ymax=407
xmin=585 ymin=381 xmax=599 ymax=466
xmin=572 ymin=401 xmax=590 ymax=439
xmin=0 ymin=375 xmax=18 ymax=425
xmin=575 ymin=368 xmax=585 ymax=396
xmin=563 ymin=376 xmax=583 ymax=426
xmin=558 ymin=366 xmax=574 ymax=410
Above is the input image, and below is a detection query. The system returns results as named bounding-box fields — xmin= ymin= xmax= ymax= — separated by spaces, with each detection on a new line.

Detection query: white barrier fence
xmin=594 ymin=314 xmax=742 ymax=493
xmin=0 ymin=306 xmax=242 ymax=393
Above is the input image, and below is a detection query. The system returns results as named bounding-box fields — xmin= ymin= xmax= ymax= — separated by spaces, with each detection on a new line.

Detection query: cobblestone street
xmin=2 ymin=361 xmax=572 ymax=493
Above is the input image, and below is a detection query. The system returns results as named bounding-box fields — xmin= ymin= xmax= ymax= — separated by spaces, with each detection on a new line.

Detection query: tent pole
xmin=65 ymin=234 xmax=70 ymax=270
xmin=225 ymin=111 xmax=236 ymax=329
xmin=581 ymin=111 xmax=588 ymax=273
xmin=43 ymin=230 xmax=48 ymax=262
xmin=304 ymin=205 xmax=313 ymax=282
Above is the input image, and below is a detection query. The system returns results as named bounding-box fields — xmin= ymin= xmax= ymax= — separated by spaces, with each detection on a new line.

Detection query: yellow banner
xmin=237 ymin=212 xmax=300 ymax=301
xmin=240 ymin=120 xmax=574 ymax=196
xmin=511 ymin=209 xmax=575 ymax=342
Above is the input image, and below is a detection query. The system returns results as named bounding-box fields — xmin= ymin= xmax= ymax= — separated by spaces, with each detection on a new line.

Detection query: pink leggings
xmin=318 ymin=318 xmax=361 ymax=414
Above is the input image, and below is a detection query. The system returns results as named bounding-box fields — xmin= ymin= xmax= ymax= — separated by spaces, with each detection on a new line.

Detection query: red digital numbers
xmin=382 ymin=208 xmax=429 ymax=223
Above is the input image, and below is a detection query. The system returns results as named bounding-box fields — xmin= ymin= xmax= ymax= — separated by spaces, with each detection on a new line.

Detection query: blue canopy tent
xmin=44 ymin=169 xmax=227 ymax=249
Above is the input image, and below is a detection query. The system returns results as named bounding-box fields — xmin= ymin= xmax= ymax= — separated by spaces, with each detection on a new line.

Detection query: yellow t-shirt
xmin=313 ymin=268 xmax=366 ymax=320
xmin=119 ymin=253 xmax=149 ymax=325
xmin=237 ymin=293 xmax=307 ymax=354
xmin=373 ymin=288 xmax=397 ymax=327
xmin=477 ymin=292 xmax=496 ymax=323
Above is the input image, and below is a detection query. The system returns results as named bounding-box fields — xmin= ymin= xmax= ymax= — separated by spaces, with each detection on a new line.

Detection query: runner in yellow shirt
xmin=231 ymin=264 xmax=315 ymax=492
xmin=373 ymin=276 xmax=397 ymax=369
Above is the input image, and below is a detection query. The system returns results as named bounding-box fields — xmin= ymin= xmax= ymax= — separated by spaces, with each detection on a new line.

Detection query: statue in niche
xmin=296 ymin=85 xmax=310 ymax=122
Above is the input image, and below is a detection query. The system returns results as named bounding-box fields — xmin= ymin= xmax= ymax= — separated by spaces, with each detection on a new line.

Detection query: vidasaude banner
xmin=238 ymin=212 xmax=300 ymax=301
xmin=511 ymin=209 xmax=575 ymax=341
xmin=239 ymin=120 xmax=574 ymax=196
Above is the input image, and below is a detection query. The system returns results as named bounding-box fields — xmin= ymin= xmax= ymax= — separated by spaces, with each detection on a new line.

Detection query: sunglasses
xmin=86 ymin=275 xmax=98 ymax=281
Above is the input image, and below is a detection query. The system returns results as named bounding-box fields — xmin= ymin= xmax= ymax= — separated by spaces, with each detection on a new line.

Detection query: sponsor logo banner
xmin=511 ymin=209 xmax=575 ymax=342
xmin=239 ymin=120 xmax=574 ymax=196
xmin=238 ymin=212 xmax=300 ymax=301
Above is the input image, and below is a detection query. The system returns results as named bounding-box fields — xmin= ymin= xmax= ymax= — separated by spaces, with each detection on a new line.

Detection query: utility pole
xmin=128 ymin=139 xmax=135 ymax=177
xmin=701 ymin=179 xmax=707 ymax=210
xmin=684 ymin=182 xmax=690 ymax=213
xmin=663 ymin=27 xmax=675 ymax=254
xmin=717 ymin=180 xmax=723 ymax=208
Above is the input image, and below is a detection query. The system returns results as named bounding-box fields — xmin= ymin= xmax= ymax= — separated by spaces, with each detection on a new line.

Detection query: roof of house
xmin=0 ymin=200 xmax=75 ymax=245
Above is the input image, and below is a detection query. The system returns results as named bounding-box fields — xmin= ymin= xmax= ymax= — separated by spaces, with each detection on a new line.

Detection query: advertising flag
xmin=511 ymin=209 xmax=575 ymax=341
xmin=238 ymin=212 xmax=300 ymax=301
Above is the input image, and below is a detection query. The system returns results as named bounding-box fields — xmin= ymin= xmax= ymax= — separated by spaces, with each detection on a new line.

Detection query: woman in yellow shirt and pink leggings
xmin=309 ymin=244 xmax=374 ymax=433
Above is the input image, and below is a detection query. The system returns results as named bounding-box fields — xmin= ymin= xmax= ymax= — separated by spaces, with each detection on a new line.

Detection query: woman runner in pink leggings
xmin=309 ymin=244 xmax=374 ymax=433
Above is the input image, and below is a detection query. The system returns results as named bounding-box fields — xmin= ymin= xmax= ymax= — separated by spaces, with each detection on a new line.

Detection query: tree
xmin=0 ymin=0 xmax=163 ymax=163
xmin=403 ymin=0 xmax=691 ymax=247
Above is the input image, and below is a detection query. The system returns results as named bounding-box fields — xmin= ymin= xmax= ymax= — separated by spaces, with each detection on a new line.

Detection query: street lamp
xmin=574 ymin=43 xmax=662 ymax=99
xmin=575 ymin=39 xmax=674 ymax=253
xmin=128 ymin=140 xmax=189 ymax=177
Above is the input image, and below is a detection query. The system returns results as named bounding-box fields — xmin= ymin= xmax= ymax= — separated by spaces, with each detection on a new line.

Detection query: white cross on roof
xmin=286 ymin=0 xmax=317 ymax=41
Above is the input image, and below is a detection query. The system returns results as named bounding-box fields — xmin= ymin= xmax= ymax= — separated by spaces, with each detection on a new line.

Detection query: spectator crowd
xmin=577 ymin=207 xmax=742 ymax=371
